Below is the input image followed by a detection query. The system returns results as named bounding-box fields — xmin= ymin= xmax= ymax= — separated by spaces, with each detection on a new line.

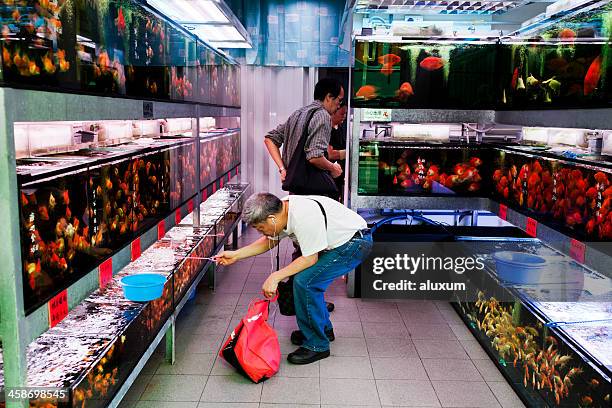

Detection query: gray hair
xmin=242 ymin=193 xmax=283 ymax=225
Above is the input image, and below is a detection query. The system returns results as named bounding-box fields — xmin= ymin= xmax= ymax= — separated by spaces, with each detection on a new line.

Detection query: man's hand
xmin=262 ymin=272 xmax=281 ymax=298
xmin=280 ymin=168 xmax=287 ymax=182
xmin=213 ymin=250 xmax=240 ymax=266
xmin=331 ymin=162 xmax=343 ymax=179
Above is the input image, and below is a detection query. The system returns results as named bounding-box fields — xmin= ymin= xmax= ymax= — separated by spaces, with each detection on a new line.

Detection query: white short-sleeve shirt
xmin=279 ymin=195 xmax=367 ymax=257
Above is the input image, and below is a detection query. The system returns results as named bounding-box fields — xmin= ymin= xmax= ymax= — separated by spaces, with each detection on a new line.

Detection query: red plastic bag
xmin=219 ymin=297 xmax=280 ymax=383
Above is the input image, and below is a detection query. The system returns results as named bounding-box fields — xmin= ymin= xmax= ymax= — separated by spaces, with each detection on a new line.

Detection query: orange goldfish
xmin=380 ymin=63 xmax=394 ymax=76
xmin=397 ymin=81 xmax=414 ymax=100
xmin=419 ymin=56 xmax=444 ymax=71
xmin=378 ymin=53 xmax=400 ymax=65
xmin=355 ymin=85 xmax=378 ymax=100
xmin=2 ymin=47 xmax=11 ymax=67
xmin=559 ymin=28 xmax=576 ymax=40
xmin=42 ymin=52 xmax=55 ymax=74
xmin=116 ymin=7 xmax=126 ymax=33
xmin=584 ymin=55 xmax=602 ymax=96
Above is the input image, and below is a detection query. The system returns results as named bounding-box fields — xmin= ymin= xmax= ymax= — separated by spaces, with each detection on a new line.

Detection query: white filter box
xmin=133 ymin=120 xmax=160 ymax=137
xmin=522 ymin=127 xmax=549 ymax=145
xmin=392 ymin=123 xmax=450 ymax=141
xmin=165 ymin=118 xmax=192 ymax=133
xmin=602 ymin=131 xmax=612 ymax=155
xmin=22 ymin=122 xmax=74 ymax=153
xmin=548 ymin=128 xmax=586 ymax=147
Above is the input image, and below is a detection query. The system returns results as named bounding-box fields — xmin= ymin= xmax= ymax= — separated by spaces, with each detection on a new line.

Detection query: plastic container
xmin=492 ymin=251 xmax=547 ymax=284
xmin=120 ymin=273 xmax=167 ymax=302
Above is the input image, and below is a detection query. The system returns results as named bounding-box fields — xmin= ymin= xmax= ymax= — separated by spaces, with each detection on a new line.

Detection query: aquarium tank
xmin=352 ymin=40 xmax=499 ymax=109
xmin=0 ymin=0 xmax=240 ymax=106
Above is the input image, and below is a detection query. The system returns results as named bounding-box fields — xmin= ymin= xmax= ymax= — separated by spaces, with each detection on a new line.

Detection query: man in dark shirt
xmin=327 ymin=103 xmax=348 ymax=202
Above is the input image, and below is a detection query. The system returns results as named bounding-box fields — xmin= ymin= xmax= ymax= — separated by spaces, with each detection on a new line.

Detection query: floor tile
xmin=487 ymin=381 xmax=527 ymax=408
xmin=448 ymin=323 xmax=475 ymax=340
xmin=357 ymin=300 xmax=400 ymax=311
xmin=123 ymin=374 xmax=153 ymax=401
xmin=422 ymin=359 xmax=483 ymax=382
xmin=181 ymin=332 xmax=227 ymax=354
xmin=178 ymin=317 xmax=231 ymax=336
xmin=141 ymin=375 xmax=207 ymax=401
xmin=261 ymin=404 xmax=319 ymax=408
xmin=134 ymin=402 xmax=198 ymax=408
xmin=320 ymin=378 xmax=380 ymax=406
xmin=156 ymin=353 xmax=216 ymax=376
xmin=432 ymin=381 xmax=500 ymax=407
xmin=473 ymin=359 xmax=506 ymax=382
xmin=198 ymin=403 xmax=258 ymax=408
xmin=362 ymin=322 xmax=408 ymax=339
xmin=322 ymin=405 xmax=380 ymax=408
xmin=366 ymin=337 xmax=418 ymax=358
xmin=141 ymin=353 xmax=163 ymax=375
xmin=329 ymin=337 xmax=368 ymax=357
xmin=413 ymin=340 xmax=469 ymax=359
xmin=400 ymin=309 xmax=448 ymax=325
xmin=278 ymin=336 xmax=299 ymax=355
xmin=459 ymin=339 xmax=490 ymax=360
xmin=437 ymin=308 xmax=465 ymax=325
xmin=261 ymin=376 xmax=320 ymax=405
xmin=276 ymin=358 xmax=320 ymax=378
xmin=197 ymin=292 xmax=240 ymax=306
xmin=330 ymin=321 xmax=364 ymax=338
xmin=396 ymin=300 xmax=440 ymax=314
xmin=328 ymin=307 xmax=361 ymax=322
xmin=358 ymin=307 xmax=402 ymax=323
xmin=371 ymin=357 xmax=428 ymax=380
xmin=405 ymin=324 xmax=457 ymax=340
xmin=200 ymin=374 xmax=262 ymax=403
xmin=117 ymin=400 xmax=137 ymax=408
xmin=210 ymin=356 xmax=238 ymax=376
xmin=320 ymin=356 xmax=374 ymax=379
xmin=376 ymin=379 xmax=440 ymax=407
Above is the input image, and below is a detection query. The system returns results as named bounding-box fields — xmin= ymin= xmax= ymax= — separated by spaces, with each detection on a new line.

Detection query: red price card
xmin=203 ymin=189 xmax=208 ymax=201
xmin=570 ymin=239 xmax=586 ymax=264
xmin=175 ymin=208 xmax=181 ymax=225
xmin=213 ymin=182 xmax=217 ymax=193
xmin=48 ymin=290 xmax=68 ymax=328
xmin=220 ymin=177 xmax=224 ymax=188
xmin=526 ymin=217 xmax=538 ymax=237
xmin=158 ymin=220 xmax=165 ymax=239
xmin=99 ymin=258 xmax=113 ymax=289
xmin=499 ymin=204 xmax=508 ymax=221
xmin=131 ymin=237 xmax=141 ymax=261
xmin=188 ymin=199 xmax=194 ymax=213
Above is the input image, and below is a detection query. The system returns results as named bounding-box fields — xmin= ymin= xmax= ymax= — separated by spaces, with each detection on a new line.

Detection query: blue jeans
xmin=293 ymin=233 xmax=373 ymax=352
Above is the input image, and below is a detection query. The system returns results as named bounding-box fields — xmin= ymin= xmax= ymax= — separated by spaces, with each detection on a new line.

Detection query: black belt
xmin=353 ymin=228 xmax=372 ymax=239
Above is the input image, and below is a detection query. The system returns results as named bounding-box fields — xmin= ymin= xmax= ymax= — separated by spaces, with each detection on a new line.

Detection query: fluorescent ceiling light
xmin=187 ymin=25 xmax=245 ymax=42
xmin=208 ymin=41 xmax=252 ymax=48
xmin=147 ymin=0 xmax=229 ymax=23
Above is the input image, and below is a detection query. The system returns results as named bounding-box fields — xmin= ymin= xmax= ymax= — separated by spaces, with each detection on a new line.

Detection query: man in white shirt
xmin=215 ymin=193 xmax=373 ymax=364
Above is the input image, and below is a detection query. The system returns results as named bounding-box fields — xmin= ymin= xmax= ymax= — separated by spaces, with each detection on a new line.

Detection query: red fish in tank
xmin=378 ymin=54 xmax=401 ymax=65
xmin=116 ymin=8 xmax=126 ymax=34
xmin=355 ymin=85 xmax=378 ymax=100
xmin=558 ymin=28 xmax=576 ymax=40
xmin=511 ymin=68 xmax=519 ymax=89
xmin=584 ymin=55 xmax=602 ymax=96
xmin=419 ymin=56 xmax=444 ymax=71
xmin=380 ymin=63 xmax=394 ymax=76
xmin=396 ymin=82 xmax=414 ymax=100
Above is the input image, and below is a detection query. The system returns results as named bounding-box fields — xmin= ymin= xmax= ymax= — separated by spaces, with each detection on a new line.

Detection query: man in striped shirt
xmin=264 ymin=78 xmax=344 ymax=190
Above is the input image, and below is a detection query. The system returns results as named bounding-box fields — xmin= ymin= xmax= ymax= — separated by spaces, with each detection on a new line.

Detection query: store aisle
xmin=119 ymin=228 xmax=525 ymax=408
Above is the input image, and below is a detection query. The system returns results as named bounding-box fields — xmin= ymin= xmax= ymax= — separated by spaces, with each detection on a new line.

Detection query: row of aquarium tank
xmin=353 ymin=2 xmax=612 ymax=109
xmin=0 ymin=0 xmax=240 ymax=106
xmin=358 ymin=141 xmax=612 ymax=241
xmin=0 ymin=184 xmax=249 ymax=408
xmin=17 ymin=131 xmax=240 ymax=314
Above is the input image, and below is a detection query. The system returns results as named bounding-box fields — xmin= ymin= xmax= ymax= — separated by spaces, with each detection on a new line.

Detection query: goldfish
xmin=580 ymin=396 xmax=593 ymax=406
xmin=397 ymin=81 xmax=414 ymax=100
xmin=378 ymin=53 xmax=400 ymax=65
xmin=28 ymin=60 xmax=40 ymax=75
xmin=588 ymin=378 xmax=599 ymax=388
xmin=355 ymin=85 xmax=378 ymax=100
xmin=511 ymin=68 xmax=519 ymax=89
xmin=116 ymin=7 xmax=126 ymax=33
xmin=420 ymin=56 xmax=444 ymax=71
xmin=42 ymin=52 xmax=55 ymax=74
xmin=2 ymin=47 xmax=11 ymax=67
xmin=11 ymin=9 xmax=20 ymax=21
xmin=584 ymin=55 xmax=602 ymax=96
xmin=517 ymin=77 xmax=525 ymax=91
xmin=559 ymin=28 xmax=576 ymax=40
xmin=380 ymin=63 xmax=394 ymax=76
xmin=527 ymin=74 xmax=539 ymax=87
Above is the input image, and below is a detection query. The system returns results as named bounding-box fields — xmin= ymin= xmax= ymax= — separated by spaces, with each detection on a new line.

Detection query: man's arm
xmin=262 ymin=254 xmax=318 ymax=298
xmin=327 ymin=145 xmax=346 ymax=161
xmin=264 ymin=138 xmax=287 ymax=181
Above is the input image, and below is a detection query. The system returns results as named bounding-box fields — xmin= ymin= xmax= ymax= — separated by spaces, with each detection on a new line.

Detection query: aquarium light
xmin=147 ymin=0 xmax=229 ymax=24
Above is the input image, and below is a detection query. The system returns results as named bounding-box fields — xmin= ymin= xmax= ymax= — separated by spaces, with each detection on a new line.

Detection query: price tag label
xmin=526 ymin=217 xmax=538 ymax=237
xmin=203 ymin=189 xmax=208 ymax=201
xmin=188 ymin=199 xmax=194 ymax=213
xmin=175 ymin=208 xmax=181 ymax=225
xmin=158 ymin=220 xmax=165 ymax=239
xmin=48 ymin=290 xmax=68 ymax=328
xmin=213 ymin=182 xmax=217 ymax=193
xmin=220 ymin=177 xmax=224 ymax=188
xmin=362 ymin=108 xmax=392 ymax=122
xmin=131 ymin=237 xmax=141 ymax=261
xmin=99 ymin=258 xmax=113 ymax=289
xmin=570 ymin=239 xmax=586 ymax=264
xmin=499 ymin=204 xmax=508 ymax=221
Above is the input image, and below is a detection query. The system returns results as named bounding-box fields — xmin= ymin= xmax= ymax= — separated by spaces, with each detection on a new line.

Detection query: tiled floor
xmin=119 ymin=229 xmax=525 ymax=408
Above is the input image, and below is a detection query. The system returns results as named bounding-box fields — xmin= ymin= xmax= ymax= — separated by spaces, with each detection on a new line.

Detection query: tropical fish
xmin=42 ymin=52 xmax=55 ymax=74
xmin=355 ymin=85 xmax=378 ymax=100
xmin=116 ymin=7 xmax=126 ymax=33
xmin=380 ymin=63 xmax=394 ymax=76
xmin=511 ymin=68 xmax=519 ymax=89
xmin=396 ymin=82 xmax=414 ymax=101
xmin=526 ymin=74 xmax=539 ymax=87
xmin=3 ymin=47 xmax=12 ymax=67
xmin=559 ymin=28 xmax=576 ymax=40
xmin=580 ymin=396 xmax=593 ymax=406
xmin=378 ymin=53 xmax=400 ymax=65
xmin=420 ymin=56 xmax=444 ymax=71
xmin=517 ymin=77 xmax=525 ymax=91
xmin=584 ymin=55 xmax=602 ymax=96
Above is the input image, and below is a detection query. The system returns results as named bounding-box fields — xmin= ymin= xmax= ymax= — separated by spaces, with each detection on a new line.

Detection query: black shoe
xmin=287 ymin=347 xmax=330 ymax=364
xmin=290 ymin=328 xmax=335 ymax=346
xmin=326 ymin=301 xmax=335 ymax=313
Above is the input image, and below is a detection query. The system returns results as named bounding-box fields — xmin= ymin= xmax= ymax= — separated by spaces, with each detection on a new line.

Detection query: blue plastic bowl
xmin=120 ymin=273 xmax=166 ymax=302
xmin=492 ymin=251 xmax=547 ymax=284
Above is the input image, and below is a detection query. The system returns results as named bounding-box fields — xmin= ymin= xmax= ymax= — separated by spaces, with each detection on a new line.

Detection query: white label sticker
xmin=362 ymin=109 xmax=393 ymax=122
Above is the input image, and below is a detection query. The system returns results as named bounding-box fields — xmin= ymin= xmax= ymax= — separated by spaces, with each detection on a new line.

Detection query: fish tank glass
xmin=491 ymin=148 xmax=612 ymax=241
xmin=358 ymin=141 xmax=490 ymax=196
xmin=0 ymin=0 xmax=240 ymax=107
xmin=352 ymin=40 xmax=499 ymax=109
